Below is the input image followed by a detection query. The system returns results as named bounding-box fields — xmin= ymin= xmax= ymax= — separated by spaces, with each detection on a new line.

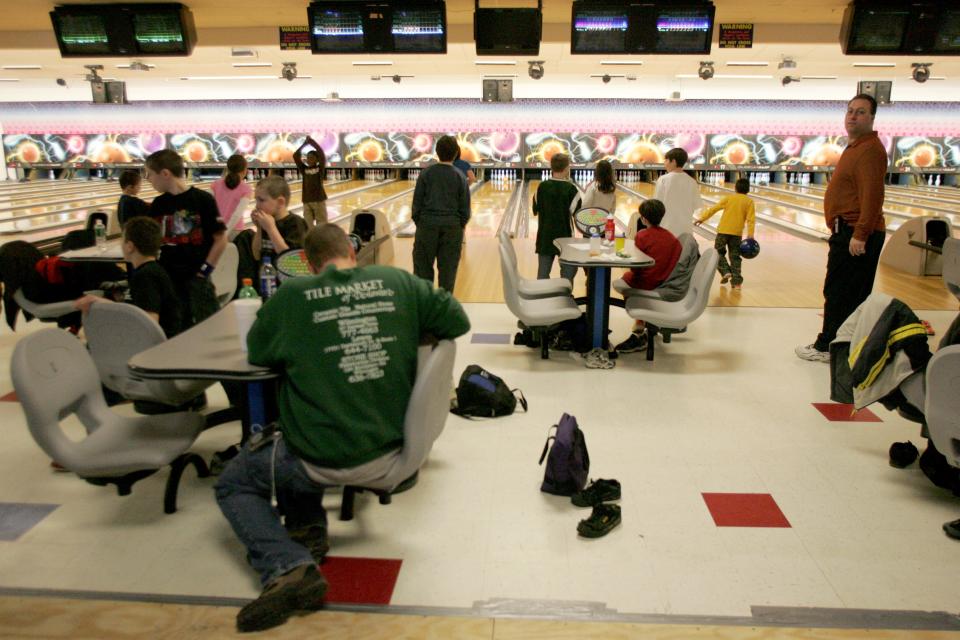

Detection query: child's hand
xmin=693 ymin=219 xmax=703 ymax=227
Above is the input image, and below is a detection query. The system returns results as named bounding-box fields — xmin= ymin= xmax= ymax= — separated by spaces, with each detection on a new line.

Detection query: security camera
xmin=698 ymin=61 xmax=714 ymax=80
xmin=281 ymin=62 xmax=297 ymax=81
xmin=56 ymin=78 xmax=66 ymax=87
xmin=602 ymin=74 xmax=611 ymax=84
xmin=912 ymin=63 xmax=931 ymax=83
xmin=528 ymin=60 xmax=544 ymax=80
xmin=392 ymin=74 xmax=402 ymax=83
xmin=782 ymin=75 xmax=800 ymax=86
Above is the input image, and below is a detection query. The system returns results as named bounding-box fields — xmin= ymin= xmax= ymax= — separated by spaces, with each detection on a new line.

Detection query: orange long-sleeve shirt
xmin=823 ymin=131 xmax=887 ymax=241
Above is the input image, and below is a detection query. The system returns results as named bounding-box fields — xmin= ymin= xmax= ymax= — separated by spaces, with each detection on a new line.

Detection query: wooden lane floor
xmin=791 ymin=182 xmax=960 ymax=209
xmin=763 ymin=184 xmax=960 ymax=222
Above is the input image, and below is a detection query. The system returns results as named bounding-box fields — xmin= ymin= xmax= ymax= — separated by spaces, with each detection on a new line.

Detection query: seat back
xmin=498 ymin=241 xmax=526 ymax=319
xmin=11 ymin=329 xmax=107 ymax=465
xmin=212 ymin=243 xmax=239 ymax=306
xmin=942 ymin=237 xmax=960 ymax=302
xmin=13 ymin=288 xmax=79 ymax=321
xmin=681 ymin=247 xmax=718 ymax=318
xmin=498 ymin=229 xmax=519 ymax=270
xmin=925 ymin=344 xmax=960 ymax=469
xmin=85 ymin=302 xmax=167 ymax=395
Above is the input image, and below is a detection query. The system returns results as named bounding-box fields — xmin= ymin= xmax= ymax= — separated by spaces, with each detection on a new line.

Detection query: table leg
xmin=590 ymin=267 xmax=611 ymax=350
xmin=239 ymin=379 xmax=278 ymax=441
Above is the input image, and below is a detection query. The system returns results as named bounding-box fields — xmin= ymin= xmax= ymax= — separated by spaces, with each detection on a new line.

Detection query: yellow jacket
xmin=698 ymin=193 xmax=756 ymax=237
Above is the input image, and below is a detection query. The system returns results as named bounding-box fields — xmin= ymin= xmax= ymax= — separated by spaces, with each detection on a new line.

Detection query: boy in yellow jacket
xmin=694 ymin=177 xmax=756 ymax=289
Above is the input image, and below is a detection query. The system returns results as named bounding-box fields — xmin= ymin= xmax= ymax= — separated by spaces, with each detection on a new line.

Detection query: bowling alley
xmin=1 ymin=0 xmax=960 ymax=637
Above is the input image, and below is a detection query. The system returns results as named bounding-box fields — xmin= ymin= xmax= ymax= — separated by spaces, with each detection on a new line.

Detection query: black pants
xmin=814 ymin=224 xmax=885 ymax=351
xmin=413 ymin=222 xmax=464 ymax=293
xmin=175 ymin=277 xmax=220 ymax=331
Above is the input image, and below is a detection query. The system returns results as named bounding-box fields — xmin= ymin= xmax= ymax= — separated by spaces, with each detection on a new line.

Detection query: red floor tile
xmin=0 ymin=391 xmax=17 ymax=402
xmin=321 ymin=556 xmax=402 ymax=605
xmin=812 ymin=402 xmax=881 ymax=422
xmin=702 ymin=493 xmax=791 ymax=528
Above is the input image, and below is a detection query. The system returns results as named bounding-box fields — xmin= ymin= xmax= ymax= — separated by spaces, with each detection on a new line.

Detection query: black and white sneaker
xmin=615 ymin=332 xmax=648 ymax=353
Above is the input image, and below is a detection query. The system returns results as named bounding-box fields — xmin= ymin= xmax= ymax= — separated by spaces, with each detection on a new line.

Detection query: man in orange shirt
xmin=796 ymin=94 xmax=887 ymax=362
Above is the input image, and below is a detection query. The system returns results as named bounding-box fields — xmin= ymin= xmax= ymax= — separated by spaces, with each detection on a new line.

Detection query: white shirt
xmin=653 ymin=171 xmax=702 ymax=237
xmin=577 ymin=181 xmax=617 ymax=213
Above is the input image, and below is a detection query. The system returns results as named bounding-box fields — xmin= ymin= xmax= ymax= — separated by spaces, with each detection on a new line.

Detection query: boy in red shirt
xmin=615 ymin=199 xmax=681 ymax=353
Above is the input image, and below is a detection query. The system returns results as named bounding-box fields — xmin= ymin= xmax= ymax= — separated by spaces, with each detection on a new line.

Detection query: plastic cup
xmin=589 ymin=235 xmax=601 ymax=256
xmin=615 ymin=236 xmax=625 ymax=253
xmin=234 ymin=299 xmax=262 ymax=352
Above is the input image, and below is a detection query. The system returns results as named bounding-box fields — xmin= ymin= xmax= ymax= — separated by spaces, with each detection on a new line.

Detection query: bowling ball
xmin=723 ymin=142 xmax=750 ymax=165
xmin=538 ymin=140 xmax=566 ymax=162
xmin=312 ymin=131 xmax=339 ymax=155
xmin=93 ymin=142 xmax=130 ymax=164
xmin=263 ymin=142 xmax=294 ymax=163
xmin=17 ymin=142 xmax=41 ymax=164
xmin=740 ymin=237 xmax=760 ymax=259
xmin=909 ymin=144 xmax=936 ymax=168
xmin=66 ymin=135 xmax=86 ymax=155
xmin=412 ymin=133 xmax=434 ymax=154
xmin=490 ymin=132 xmax=520 ymax=157
xmin=235 ymin=134 xmax=256 ymax=154
xmin=459 ymin=142 xmax=481 ymax=163
xmin=139 ymin=132 xmax=166 ymax=154
xmin=781 ymin=136 xmax=803 ymax=157
xmin=675 ymin=132 xmax=705 ymax=158
xmin=622 ymin=142 xmax=663 ymax=164
xmin=184 ymin=141 xmax=209 ymax=163
xmin=595 ymin=134 xmax=617 ymax=155
xmin=809 ymin=143 xmax=842 ymax=166
xmin=357 ymin=140 xmax=383 ymax=163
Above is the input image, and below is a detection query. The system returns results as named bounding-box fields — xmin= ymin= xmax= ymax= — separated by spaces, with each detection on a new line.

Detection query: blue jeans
xmin=215 ymin=435 xmax=329 ymax=586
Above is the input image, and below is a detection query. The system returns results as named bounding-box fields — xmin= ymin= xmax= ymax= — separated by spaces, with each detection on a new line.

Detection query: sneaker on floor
xmin=584 ymin=348 xmax=615 ymax=369
xmin=287 ymin=524 xmax=330 ymax=564
xmin=572 ymin=478 xmax=621 ymax=507
xmin=236 ymin=563 xmax=328 ymax=633
xmin=577 ymin=504 xmax=622 ymax=538
xmin=943 ymin=519 xmax=960 ymax=540
xmin=614 ymin=332 xmax=647 ymax=353
xmin=720 ymin=273 xmax=731 ymax=284
xmin=731 ymin=283 xmax=742 ymax=290
xmin=795 ymin=344 xmax=829 ymax=362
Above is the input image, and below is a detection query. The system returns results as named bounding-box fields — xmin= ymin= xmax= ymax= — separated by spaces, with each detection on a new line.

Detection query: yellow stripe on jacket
xmin=849 ymin=323 xmax=927 ymax=391
xmin=697 ymin=193 xmax=756 ymax=237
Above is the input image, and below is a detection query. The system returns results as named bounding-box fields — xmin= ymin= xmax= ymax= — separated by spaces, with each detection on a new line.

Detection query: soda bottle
xmin=604 ymin=211 xmax=615 ymax=245
xmin=238 ymin=278 xmax=259 ymax=300
xmin=259 ymin=257 xmax=278 ymax=300
xmin=94 ymin=219 xmax=107 ymax=252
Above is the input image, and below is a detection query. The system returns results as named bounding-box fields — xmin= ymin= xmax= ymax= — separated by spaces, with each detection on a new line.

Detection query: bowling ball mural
xmin=674 ymin=133 xmax=706 ymax=160
xmin=256 ymin=134 xmax=298 ymax=164
xmin=801 ymin=137 xmax=846 ymax=167
xmin=412 ymin=133 xmax=434 ymax=154
xmin=615 ymin=134 xmax=676 ymax=165
xmin=2 ymin=134 xmax=65 ymax=164
xmin=16 ymin=141 xmax=43 ymax=164
xmin=524 ymin=133 xmax=572 ymax=165
xmin=708 ymin=135 xmax=758 ymax=166
xmin=66 ymin=135 xmax=86 ymax=155
xmin=139 ymin=133 xmax=166 ymax=154
xmin=894 ymin=136 xmax=953 ymax=169
xmin=170 ymin=134 xmax=215 ymax=163
xmin=344 ymin=133 xmax=392 ymax=164
xmin=490 ymin=132 xmax=521 ymax=158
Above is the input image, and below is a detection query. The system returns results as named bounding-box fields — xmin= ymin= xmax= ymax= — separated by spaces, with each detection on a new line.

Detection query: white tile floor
xmin=0 ymin=303 xmax=958 ymax=619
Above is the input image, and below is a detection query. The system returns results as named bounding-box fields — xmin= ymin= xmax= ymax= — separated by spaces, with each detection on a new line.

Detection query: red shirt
xmin=623 ymin=226 xmax=681 ymax=290
xmin=823 ymin=131 xmax=887 ymax=241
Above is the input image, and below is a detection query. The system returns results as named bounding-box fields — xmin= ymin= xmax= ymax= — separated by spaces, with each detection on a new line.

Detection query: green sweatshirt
xmin=247 ymin=264 xmax=470 ymax=468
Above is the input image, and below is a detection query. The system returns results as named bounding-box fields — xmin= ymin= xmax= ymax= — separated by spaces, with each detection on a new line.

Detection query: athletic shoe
xmin=720 ymin=274 xmax=731 ymax=284
xmin=584 ymin=348 xmax=615 ymax=369
xmin=795 ymin=344 xmax=829 ymax=362
xmin=731 ymin=283 xmax=742 ymax=290
xmin=572 ymin=478 xmax=621 ymax=507
xmin=888 ymin=441 xmax=919 ymax=468
xmin=236 ymin=563 xmax=328 ymax=633
xmin=577 ymin=504 xmax=622 ymax=538
xmin=943 ymin=519 xmax=960 ymax=540
xmin=615 ymin=332 xmax=648 ymax=353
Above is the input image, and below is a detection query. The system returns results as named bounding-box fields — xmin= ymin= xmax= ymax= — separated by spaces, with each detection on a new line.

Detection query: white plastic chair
xmin=11 ymin=328 xmax=208 ymax=513
xmin=300 ymin=340 xmax=456 ymax=521
xmin=498 ymin=230 xmax=572 ymax=299
xmin=211 ymin=243 xmax=239 ymax=306
xmin=625 ymin=248 xmax=718 ymax=361
xmin=499 ymin=242 xmax=581 ymax=359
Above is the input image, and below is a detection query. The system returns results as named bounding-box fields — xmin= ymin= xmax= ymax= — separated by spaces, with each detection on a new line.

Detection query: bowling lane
xmin=466 ymin=179 xmax=519 ymax=238
xmin=698 ymin=183 xmax=830 ymax=236
xmin=324 ymin=179 xmax=414 ymax=221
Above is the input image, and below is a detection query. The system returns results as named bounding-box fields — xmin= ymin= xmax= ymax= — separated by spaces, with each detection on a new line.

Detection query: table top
xmin=554 ymin=237 xmax=654 ymax=269
xmin=129 ymin=302 xmax=276 ymax=382
xmin=59 ymin=241 xmax=124 ymax=263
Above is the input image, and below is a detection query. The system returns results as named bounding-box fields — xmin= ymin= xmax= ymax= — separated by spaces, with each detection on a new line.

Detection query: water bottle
xmin=94 ymin=220 xmax=107 ymax=252
xmin=259 ymin=256 xmax=278 ymax=300
xmin=238 ymin=278 xmax=258 ymax=300
xmin=604 ymin=211 xmax=615 ymax=245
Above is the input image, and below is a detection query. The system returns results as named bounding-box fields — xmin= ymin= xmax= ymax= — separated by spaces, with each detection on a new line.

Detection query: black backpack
xmin=450 ymin=365 xmax=527 ymax=418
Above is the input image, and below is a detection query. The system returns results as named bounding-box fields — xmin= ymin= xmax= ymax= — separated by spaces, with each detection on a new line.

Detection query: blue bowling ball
xmin=740 ymin=237 xmax=760 ymax=259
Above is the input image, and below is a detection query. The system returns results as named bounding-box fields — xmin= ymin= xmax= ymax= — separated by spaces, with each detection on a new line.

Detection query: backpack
xmin=539 ymin=413 xmax=590 ymax=496
xmin=450 ymin=364 xmax=527 ymax=418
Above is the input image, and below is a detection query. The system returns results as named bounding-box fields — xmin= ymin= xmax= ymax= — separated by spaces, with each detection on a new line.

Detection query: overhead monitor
xmin=571 ymin=1 xmax=715 ymax=55
xmin=841 ymin=1 xmax=960 ymax=55
xmin=50 ymin=3 xmax=196 ymax=57
xmin=475 ymin=8 xmax=543 ymax=55
xmin=307 ymin=2 xmax=446 ymax=54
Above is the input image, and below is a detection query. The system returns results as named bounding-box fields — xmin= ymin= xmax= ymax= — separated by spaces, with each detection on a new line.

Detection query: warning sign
xmin=719 ymin=23 xmax=754 ymax=49
xmin=280 ymin=26 xmax=311 ymax=51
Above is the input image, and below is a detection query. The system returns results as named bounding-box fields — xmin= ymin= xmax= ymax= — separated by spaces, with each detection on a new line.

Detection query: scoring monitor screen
xmin=132 ymin=11 xmax=188 ymax=54
xmin=848 ymin=7 xmax=909 ymax=53
xmin=51 ymin=12 xmax=112 ymax=56
xmin=572 ymin=9 xmax=629 ymax=53
xmin=309 ymin=6 xmax=365 ymax=53
xmin=392 ymin=7 xmax=446 ymax=53
xmin=653 ymin=9 xmax=714 ymax=54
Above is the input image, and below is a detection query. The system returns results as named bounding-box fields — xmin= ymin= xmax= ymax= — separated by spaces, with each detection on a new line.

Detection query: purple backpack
xmin=538 ymin=413 xmax=590 ymax=496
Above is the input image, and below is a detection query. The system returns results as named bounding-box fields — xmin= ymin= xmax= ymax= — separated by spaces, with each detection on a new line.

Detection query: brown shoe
xmin=288 ymin=524 xmax=330 ymax=564
xmin=236 ymin=563 xmax=328 ymax=633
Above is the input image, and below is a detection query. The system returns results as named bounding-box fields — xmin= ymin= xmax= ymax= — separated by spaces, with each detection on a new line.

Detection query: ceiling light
xmin=0 ymin=78 xmax=20 ymax=82
xmin=852 ymin=62 xmax=896 ymax=68
xmin=231 ymin=48 xmax=257 ymax=57
xmin=726 ymin=61 xmax=768 ymax=67
xmin=2 ymin=65 xmax=42 ymax=70
xmin=716 ymin=74 xmax=773 ymax=79
xmin=118 ymin=61 xmax=153 ymax=71
xmin=801 ymin=75 xmax=837 ymax=80
xmin=474 ymin=60 xmax=516 ymax=66
xmin=232 ymin=62 xmax=272 ymax=68
xmin=352 ymin=61 xmax=394 ymax=66
xmin=698 ymin=61 xmax=714 ymax=80
xmin=481 ymin=74 xmax=518 ymax=78
xmin=600 ymin=60 xmax=643 ymax=66
xmin=181 ymin=75 xmax=281 ymax=81
xmin=912 ymin=62 xmax=932 ymax=83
